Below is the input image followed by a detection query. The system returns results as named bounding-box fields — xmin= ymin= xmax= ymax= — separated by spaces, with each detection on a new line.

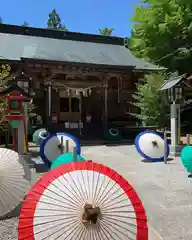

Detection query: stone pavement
xmin=81 ymin=145 xmax=192 ymax=239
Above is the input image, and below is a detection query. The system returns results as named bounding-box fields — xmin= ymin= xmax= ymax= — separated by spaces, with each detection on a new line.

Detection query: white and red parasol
xmin=18 ymin=161 xmax=148 ymax=239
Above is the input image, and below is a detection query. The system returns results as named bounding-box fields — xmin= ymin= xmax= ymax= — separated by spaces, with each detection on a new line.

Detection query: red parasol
xmin=18 ymin=161 xmax=148 ymax=239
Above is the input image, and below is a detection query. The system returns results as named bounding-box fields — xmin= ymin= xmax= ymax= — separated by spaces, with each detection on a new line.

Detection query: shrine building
xmin=0 ymin=24 xmax=164 ymax=138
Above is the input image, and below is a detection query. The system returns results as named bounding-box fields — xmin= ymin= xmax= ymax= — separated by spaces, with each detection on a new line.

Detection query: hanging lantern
xmin=175 ymin=87 xmax=183 ymax=100
xmin=168 ymin=87 xmax=183 ymax=102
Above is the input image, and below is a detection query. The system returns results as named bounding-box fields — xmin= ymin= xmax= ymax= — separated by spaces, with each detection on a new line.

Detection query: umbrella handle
xmin=152 ymin=140 xmax=158 ymax=147
xmin=82 ymin=204 xmax=101 ymax=225
xmin=58 ymin=136 xmax=64 ymax=153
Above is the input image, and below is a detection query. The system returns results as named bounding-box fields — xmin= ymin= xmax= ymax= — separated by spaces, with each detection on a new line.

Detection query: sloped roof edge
xmin=0 ymin=24 xmax=165 ymax=71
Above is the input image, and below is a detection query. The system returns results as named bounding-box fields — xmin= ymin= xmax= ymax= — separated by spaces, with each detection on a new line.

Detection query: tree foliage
xmin=22 ymin=21 xmax=29 ymax=27
xmin=0 ymin=17 xmax=2 ymax=24
xmin=0 ymin=64 xmax=10 ymax=79
xmin=98 ymin=28 xmax=114 ymax=36
xmin=130 ymin=0 xmax=192 ymax=74
xmin=0 ymin=64 xmax=10 ymax=130
xmin=131 ymin=73 xmax=169 ymax=127
xmin=47 ymin=9 xmax=67 ymax=31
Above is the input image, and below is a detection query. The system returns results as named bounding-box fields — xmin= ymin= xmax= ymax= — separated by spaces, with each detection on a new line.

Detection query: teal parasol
xmin=32 ymin=128 xmax=48 ymax=145
xmin=51 ymin=152 xmax=85 ymax=169
xmin=180 ymin=146 xmax=192 ymax=173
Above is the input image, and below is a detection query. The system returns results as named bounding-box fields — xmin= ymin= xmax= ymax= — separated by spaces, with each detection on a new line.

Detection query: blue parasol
xmin=135 ymin=130 xmax=170 ymax=162
xmin=40 ymin=132 xmax=81 ymax=166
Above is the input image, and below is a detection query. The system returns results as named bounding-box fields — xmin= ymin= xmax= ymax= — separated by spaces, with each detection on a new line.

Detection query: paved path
xmin=82 ymin=145 xmax=192 ymax=239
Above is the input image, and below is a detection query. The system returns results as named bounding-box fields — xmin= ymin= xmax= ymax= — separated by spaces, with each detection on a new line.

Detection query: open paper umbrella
xmin=104 ymin=128 xmax=122 ymax=141
xmin=38 ymin=130 xmax=49 ymax=145
xmin=51 ymin=152 xmax=85 ymax=170
xmin=32 ymin=128 xmax=48 ymax=145
xmin=0 ymin=148 xmax=30 ymax=217
xmin=181 ymin=146 xmax=192 ymax=173
xmin=135 ymin=130 xmax=170 ymax=162
xmin=18 ymin=161 xmax=148 ymax=239
xmin=40 ymin=132 xmax=81 ymax=166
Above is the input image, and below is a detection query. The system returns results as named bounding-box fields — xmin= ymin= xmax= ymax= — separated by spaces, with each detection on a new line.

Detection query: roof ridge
xmin=0 ymin=24 xmax=124 ymax=46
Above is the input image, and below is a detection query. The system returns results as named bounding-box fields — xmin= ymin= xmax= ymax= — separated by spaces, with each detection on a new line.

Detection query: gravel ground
xmin=0 ymin=218 xmax=18 ymax=240
xmin=1 ymin=144 xmax=191 ymax=239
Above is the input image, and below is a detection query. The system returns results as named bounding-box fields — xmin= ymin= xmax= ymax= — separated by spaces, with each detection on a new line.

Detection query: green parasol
xmin=104 ymin=128 xmax=122 ymax=141
xmin=51 ymin=152 xmax=85 ymax=170
xmin=32 ymin=128 xmax=47 ymax=145
xmin=180 ymin=146 xmax=192 ymax=173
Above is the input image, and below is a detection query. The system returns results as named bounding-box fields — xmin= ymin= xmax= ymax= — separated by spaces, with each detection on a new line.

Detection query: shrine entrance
xmin=40 ymin=75 xmax=107 ymax=138
xmin=59 ymin=91 xmax=81 ymax=123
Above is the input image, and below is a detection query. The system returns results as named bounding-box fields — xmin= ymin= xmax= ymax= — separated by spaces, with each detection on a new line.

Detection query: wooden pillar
xmin=117 ymin=75 xmax=122 ymax=103
xmin=104 ymin=83 xmax=108 ymax=128
xmin=69 ymin=90 xmax=72 ymax=118
xmin=69 ymin=90 xmax=72 ymax=128
xmin=48 ymin=84 xmax=52 ymax=116
xmin=46 ymin=82 xmax=52 ymax=127
xmin=79 ymin=92 xmax=82 ymax=135
xmin=56 ymin=89 xmax=60 ymax=122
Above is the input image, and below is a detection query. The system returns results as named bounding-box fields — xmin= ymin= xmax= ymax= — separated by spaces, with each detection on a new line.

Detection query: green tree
xmin=47 ymin=9 xmax=67 ymax=31
xmin=0 ymin=17 xmax=3 ymax=24
xmin=0 ymin=64 xmax=10 ymax=130
xmin=130 ymin=0 xmax=192 ymax=74
xmin=22 ymin=21 xmax=29 ymax=27
xmin=131 ymin=73 xmax=169 ymax=127
xmin=98 ymin=28 xmax=114 ymax=36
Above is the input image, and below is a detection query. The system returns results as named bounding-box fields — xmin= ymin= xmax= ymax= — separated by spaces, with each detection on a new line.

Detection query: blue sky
xmin=1 ymin=0 xmax=138 ymax=37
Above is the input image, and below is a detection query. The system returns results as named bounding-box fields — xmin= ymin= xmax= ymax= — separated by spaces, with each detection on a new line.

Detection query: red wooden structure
xmin=0 ymin=84 xmax=32 ymax=153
